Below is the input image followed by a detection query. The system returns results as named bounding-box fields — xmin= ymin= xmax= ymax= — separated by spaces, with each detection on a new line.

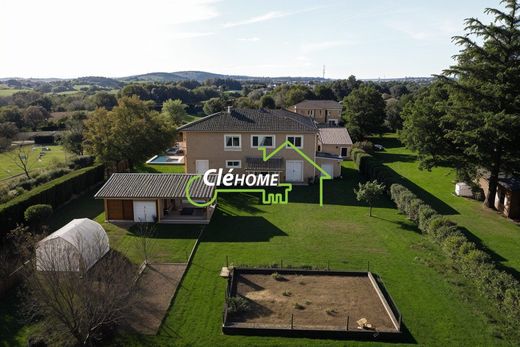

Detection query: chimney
xmin=227 ymin=106 xmax=232 ymax=114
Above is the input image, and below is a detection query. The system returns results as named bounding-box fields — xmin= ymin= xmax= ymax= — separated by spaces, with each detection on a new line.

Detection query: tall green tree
xmin=342 ymin=84 xmax=386 ymax=141
xmin=354 ymin=180 xmax=385 ymax=217
xmin=161 ymin=99 xmax=188 ymax=125
xmin=23 ymin=105 xmax=49 ymax=130
xmin=84 ymin=96 xmax=175 ymax=169
xmin=402 ymin=0 xmax=520 ymax=209
xmin=259 ymin=95 xmax=275 ymax=109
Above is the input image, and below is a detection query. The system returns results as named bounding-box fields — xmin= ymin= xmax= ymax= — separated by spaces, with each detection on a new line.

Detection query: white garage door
xmin=133 ymin=201 xmax=157 ymax=222
xmin=195 ymin=160 xmax=209 ymax=174
xmin=286 ymin=160 xmax=303 ymax=182
xmin=321 ymin=163 xmax=334 ymax=178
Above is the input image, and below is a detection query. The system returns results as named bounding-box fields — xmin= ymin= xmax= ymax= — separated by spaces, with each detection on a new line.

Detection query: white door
xmin=321 ymin=163 xmax=334 ymax=178
xmin=133 ymin=201 xmax=157 ymax=222
xmin=195 ymin=160 xmax=209 ymax=174
xmin=286 ymin=160 xmax=303 ymax=182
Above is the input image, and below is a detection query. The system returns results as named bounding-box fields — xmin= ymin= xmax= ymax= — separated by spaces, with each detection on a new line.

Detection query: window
xmin=286 ymin=135 xmax=303 ymax=148
xmin=224 ymin=134 xmax=241 ymax=150
xmin=307 ymin=110 xmax=314 ymax=117
xmin=226 ymin=160 xmax=241 ymax=168
xmin=328 ymin=119 xmax=338 ymax=126
xmin=251 ymin=135 xmax=275 ymax=148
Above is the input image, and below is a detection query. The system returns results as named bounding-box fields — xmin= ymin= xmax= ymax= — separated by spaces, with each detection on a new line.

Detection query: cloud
xmin=301 ymin=40 xmax=354 ymax=53
xmin=173 ymin=32 xmax=215 ymax=39
xmin=223 ymin=6 xmax=326 ymax=28
xmin=237 ymin=37 xmax=260 ymax=42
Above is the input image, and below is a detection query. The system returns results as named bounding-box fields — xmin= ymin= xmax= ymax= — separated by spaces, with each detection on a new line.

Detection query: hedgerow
xmin=353 ymin=148 xmax=520 ymax=340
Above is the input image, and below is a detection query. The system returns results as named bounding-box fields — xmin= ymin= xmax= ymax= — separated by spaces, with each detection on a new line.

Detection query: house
xmin=479 ymin=175 xmax=520 ymax=219
xmin=318 ymin=127 xmax=353 ymax=158
xmin=287 ymin=100 xmax=342 ymax=126
xmin=94 ymin=173 xmax=217 ymax=224
xmin=177 ymin=108 xmax=343 ymax=182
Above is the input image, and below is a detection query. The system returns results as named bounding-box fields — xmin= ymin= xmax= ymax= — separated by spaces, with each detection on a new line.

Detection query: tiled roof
xmin=318 ymin=127 xmax=353 ymax=145
xmin=291 ymin=100 xmax=342 ymax=109
xmin=177 ymin=108 xmax=317 ymax=133
xmin=94 ymin=173 xmax=216 ymax=199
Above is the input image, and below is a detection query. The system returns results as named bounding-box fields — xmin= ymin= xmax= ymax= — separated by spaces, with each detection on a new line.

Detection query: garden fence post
xmin=226 ymin=255 xmax=229 ymax=268
xmin=346 ymin=315 xmax=349 ymax=331
xmin=367 ymin=260 xmax=370 ymax=272
xmin=291 ymin=313 xmax=294 ymax=329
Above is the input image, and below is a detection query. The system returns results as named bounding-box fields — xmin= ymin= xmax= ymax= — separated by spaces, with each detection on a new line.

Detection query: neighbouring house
xmin=177 ymin=108 xmax=343 ymax=182
xmin=479 ymin=175 xmax=520 ymax=219
xmin=287 ymin=100 xmax=342 ymax=126
xmin=94 ymin=173 xmax=217 ymax=224
xmin=318 ymin=127 xmax=353 ymax=158
xmin=36 ymin=218 xmax=109 ymax=272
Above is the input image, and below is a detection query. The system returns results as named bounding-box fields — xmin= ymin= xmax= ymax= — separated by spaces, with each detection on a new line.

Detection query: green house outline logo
xmin=185 ymin=140 xmax=331 ymax=207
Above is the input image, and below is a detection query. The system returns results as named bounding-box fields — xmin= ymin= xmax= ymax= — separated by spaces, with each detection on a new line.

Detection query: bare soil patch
xmin=128 ymin=263 xmax=187 ymax=334
xmin=229 ymin=272 xmax=397 ymax=332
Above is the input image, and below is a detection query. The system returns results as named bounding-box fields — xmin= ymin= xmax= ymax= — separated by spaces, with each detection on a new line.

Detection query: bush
xmin=417 ymin=205 xmax=438 ymax=233
xmin=227 ymin=296 xmax=250 ymax=314
xmin=24 ymin=204 xmax=53 ymax=226
xmin=0 ymin=164 xmax=104 ymax=232
xmin=69 ymin=155 xmax=95 ymax=169
xmin=352 ymin=141 xmax=374 ymax=153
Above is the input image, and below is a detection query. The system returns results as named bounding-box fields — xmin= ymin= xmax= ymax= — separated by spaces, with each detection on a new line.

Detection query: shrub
xmin=227 ymin=296 xmax=250 ymax=314
xmin=352 ymin=141 xmax=374 ymax=153
xmin=69 ymin=155 xmax=95 ymax=169
xmin=405 ymin=198 xmax=424 ymax=222
xmin=271 ymin=272 xmax=285 ymax=281
xmin=24 ymin=204 xmax=53 ymax=226
xmin=417 ymin=205 xmax=438 ymax=233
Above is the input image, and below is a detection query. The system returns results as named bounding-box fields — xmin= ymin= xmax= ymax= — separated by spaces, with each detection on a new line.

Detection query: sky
xmin=0 ymin=0 xmax=496 ymax=79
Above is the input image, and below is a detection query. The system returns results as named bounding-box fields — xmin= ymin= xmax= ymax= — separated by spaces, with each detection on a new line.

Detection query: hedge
xmin=0 ymin=164 xmax=104 ymax=232
xmin=353 ymin=148 xmax=520 ymax=340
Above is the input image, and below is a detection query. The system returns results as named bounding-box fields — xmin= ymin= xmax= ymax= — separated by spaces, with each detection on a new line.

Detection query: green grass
xmin=0 ymin=88 xmax=25 ymax=97
xmin=136 ymin=163 xmax=185 ymax=174
xmin=0 ymin=145 xmax=69 ymax=181
xmin=47 ymin=192 xmax=199 ymax=264
xmin=371 ymin=134 xmax=520 ymax=275
xmin=2 ymin=162 xmax=513 ymax=345
xmin=116 ymin=162 xmax=507 ymax=346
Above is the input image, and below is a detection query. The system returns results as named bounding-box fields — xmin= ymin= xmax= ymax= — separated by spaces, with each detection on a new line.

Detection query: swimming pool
xmin=146 ymin=155 xmax=185 ymax=165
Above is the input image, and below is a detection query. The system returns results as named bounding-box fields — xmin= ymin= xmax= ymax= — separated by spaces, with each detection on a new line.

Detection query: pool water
xmin=146 ymin=155 xmax=184 ymax=165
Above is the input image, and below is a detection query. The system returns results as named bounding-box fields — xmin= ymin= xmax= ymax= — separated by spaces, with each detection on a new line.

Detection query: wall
xmin=291 ymin=108 xmax=341 ymax=124
xmin=183 ymin=131 xmax=318 ymax=183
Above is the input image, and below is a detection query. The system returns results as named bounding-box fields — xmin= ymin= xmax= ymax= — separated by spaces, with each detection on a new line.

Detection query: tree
xmin=6 ymin=144 xmax=35 ymax=179
xmin=84 ymin=96 xmax=175 ymax=169
xmin=314 ymin=84 xmax=336 ymax=100
xmin=23 ymin=105 xmax=50 ymax=130
xmin=92 ymin=92 xmax=117 ymax=110
xmin=233 ymin=96 xmax=258 ymax=109
xmin=61 ymin=115 xmax=85 ymax=155
xmin=354 ymin=180 xmax=385 ymax=216
xmin=284 ymin=86 xmax=313 ymax=107
xmin=259 ymin=95 xmax=275 ymax=109
xmin=0 ymin=122 xmax=18 ymax=152
xmin=23 ymin=239 xmax=138 ymax=345
xmin=384 ymin=99 xmax=403 ymax=131
xmin=0 ymin=105 xmax=23 ymax=128
xmin=161 ymin=99 xmax=188 ymax=125
xmin=342 ymin=84 xmax=386 ymax=141
xmin=404 ymin=0 xmax=520 ymax=208
xmin=203 ymin=97 xmax=226 ymax=115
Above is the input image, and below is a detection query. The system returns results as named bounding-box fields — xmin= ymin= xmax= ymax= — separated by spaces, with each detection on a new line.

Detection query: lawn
xmin=0 ymin=88 xmax=25 ymax=97
xmin=116 ymin=162 xmax=507 ymax=346
xmin=0 ymin=145 xmax=69 ymax=181
xmin=371 ymin=134 xmax=520 ymax=275
xmin=1 ymin=162 xmax=512 ymax=346
xmin=136 ymin=163 xmax=185 ymax=174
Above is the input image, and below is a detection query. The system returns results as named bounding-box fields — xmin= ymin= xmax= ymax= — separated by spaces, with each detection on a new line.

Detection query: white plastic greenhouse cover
xmin=36 ymin=218 xmax=110 ymax=272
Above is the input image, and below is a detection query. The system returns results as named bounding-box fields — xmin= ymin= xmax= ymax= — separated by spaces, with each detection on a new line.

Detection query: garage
xmin=286 ymin=160 xmax=303 ymax=182
xmin=321 ymin=163 xmax=334 ymax=178
xmin=133 ymin=201 xmax=157 ymax=222
xmin=106 ymin=199 xmax=134 ymax=220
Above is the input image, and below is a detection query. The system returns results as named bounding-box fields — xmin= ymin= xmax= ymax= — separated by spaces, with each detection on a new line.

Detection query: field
xmin=0 ymin=160 xmax=514 ymax=346
xmin=371 ymin=134 xmax=520 ymax=275
xmin=0 ymin=88 xmax=25 ymax=97
xmin=0 ymin=145 xmax=68 ymax=182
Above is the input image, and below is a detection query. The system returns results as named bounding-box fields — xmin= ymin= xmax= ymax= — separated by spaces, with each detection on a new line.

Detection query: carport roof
xmin=94 ymin=173 xmax=216 ymax=199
